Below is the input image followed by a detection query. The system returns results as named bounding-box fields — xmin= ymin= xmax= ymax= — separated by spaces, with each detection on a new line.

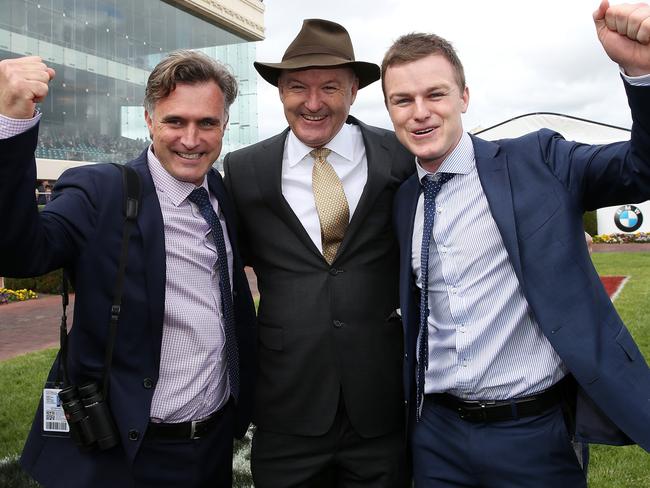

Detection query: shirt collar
xmin=286 ymin=122 xmax=356 ymax=167
xmin=416 ymin=131 xmax=475 ymax=182
xmin=147 ymin=145 xmax=208 ymax=206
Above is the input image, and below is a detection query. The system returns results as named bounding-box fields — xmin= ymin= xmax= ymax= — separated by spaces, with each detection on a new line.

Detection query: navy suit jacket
xmin=0 ymin=125 xmax=256 ymax=486
xmin=394 ymin=81 xmax=650 ymax=451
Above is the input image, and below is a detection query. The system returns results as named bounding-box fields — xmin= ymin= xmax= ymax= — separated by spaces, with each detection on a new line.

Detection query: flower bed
xmin=593 ymin=232 xmax=650 ymax=244
xmin=0 ymin=288 xmax=38 ymax=305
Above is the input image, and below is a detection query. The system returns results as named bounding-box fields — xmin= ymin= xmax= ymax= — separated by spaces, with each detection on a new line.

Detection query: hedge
xmin=583 ymin=210 xmax=598 ymax=236
xmin=4 ymin=269 xmax=66 ymax=295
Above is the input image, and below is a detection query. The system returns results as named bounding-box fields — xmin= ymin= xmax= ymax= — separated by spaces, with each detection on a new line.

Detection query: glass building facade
xmin=1 ymin=0 xmax=259 ymax=169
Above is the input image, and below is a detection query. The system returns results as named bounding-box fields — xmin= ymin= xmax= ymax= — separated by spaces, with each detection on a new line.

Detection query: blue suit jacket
xmin=0 ymin=125 xmax=257 ymax=486
xmin=394 ymin=81 xmax=650 ymax=451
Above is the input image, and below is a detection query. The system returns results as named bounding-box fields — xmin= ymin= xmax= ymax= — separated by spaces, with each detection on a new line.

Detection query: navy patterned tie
xmin=188 ymin=187 xmax=240 ymax=400
xmin=417 ymin=172 xmax=455 ymax=421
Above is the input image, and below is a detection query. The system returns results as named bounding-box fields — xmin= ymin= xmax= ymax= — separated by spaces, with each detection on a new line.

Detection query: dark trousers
xmin=251 ymin=399 xmax=408 ymax=488
xmin=412 ymin=397 xmax=587 ymax=488
xmin=132 ymin=402 xmax=235 ymax=487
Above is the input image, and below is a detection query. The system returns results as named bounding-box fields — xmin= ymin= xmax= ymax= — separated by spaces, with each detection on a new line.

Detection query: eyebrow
xmin=282 ymin=76 xmax=343 ymax=86
xmin=389 ymin=84 xmax=452 ymax=98
xmin=160 ymin=115 xmax=222 ymax=124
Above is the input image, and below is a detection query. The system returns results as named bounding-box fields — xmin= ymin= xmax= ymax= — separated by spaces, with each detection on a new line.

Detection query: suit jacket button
xmin=333 ymin=320 xmax=345 ymax=328
xmin=329 ymin=267 xmax=343 ymax=276
xmin=128 ymin=430 xmax=139 ymax=441
xmin=143 ymin=378 xmax=154 ymax=389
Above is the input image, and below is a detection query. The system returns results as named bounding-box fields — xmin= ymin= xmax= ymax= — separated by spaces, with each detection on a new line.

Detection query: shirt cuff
xmin=620 ymin=68 xmax=650 ymax=86
xmin=0 ymin=112 xmax=41 ymax=140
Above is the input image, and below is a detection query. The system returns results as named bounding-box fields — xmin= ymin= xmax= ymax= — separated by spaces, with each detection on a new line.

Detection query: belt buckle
xmin=190 ymin=420 xmax=202 ymax=440
xmin=476 ymin=400 xmax=497 ymax=421
xmin=459 ymin=400 xmax=496 ymax=421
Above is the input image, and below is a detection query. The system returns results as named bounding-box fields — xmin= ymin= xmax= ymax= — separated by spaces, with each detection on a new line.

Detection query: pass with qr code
xmin=43 ymin=387 xmax=69 ymax=434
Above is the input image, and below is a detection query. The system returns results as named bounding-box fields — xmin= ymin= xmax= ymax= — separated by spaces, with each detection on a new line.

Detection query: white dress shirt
xmin=281 ymin=122 xmax=367 ymax=252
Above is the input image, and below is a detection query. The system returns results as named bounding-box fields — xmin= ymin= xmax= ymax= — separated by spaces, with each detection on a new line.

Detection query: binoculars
xmin=58 ymin=382 xmax=119 ymax=451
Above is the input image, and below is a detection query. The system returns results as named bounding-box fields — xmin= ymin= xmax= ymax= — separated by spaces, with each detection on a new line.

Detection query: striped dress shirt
xmin=412 ymin=132 xmax=567 ymax=400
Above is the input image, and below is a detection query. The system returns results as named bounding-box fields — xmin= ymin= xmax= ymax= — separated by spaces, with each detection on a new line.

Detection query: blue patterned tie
xmin=417 ymin=172 xmax=455 ymax=421
xmin=188 ymin=187 xmax=240 ymax=400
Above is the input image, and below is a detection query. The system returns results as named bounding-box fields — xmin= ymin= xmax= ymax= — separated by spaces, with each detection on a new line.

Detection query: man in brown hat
xmin=224 ymin=19 xmax=414 ymax=487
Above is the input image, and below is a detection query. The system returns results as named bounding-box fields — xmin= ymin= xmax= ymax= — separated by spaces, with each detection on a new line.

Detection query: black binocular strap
xmin=56 ymin=270 xmax=70 ymax=386
xmin=59 ymin=163 xmax=141 ymax=399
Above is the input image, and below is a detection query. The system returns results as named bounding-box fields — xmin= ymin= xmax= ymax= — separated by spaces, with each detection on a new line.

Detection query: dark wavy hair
xmin=144 ymin=49 xmax=238 ymax=116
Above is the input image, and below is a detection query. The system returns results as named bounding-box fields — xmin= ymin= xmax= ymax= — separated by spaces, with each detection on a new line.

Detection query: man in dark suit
xmin=0 ymin=50 xmax=256 ymax=487
xmin=384 ymin=1 xmax=650 ymax=486
xmin=223 ymin=19 xmax=413 ymax=487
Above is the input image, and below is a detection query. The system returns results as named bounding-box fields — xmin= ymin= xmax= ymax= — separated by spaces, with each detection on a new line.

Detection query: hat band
xmin=283 ymin=44 xmax=353 ymax=62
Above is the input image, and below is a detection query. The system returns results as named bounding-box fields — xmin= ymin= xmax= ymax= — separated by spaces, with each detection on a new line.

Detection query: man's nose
xmin=304 ymin=90 xmax=323 ymax=112
xmin=413 ymin=99 xmax=430 ymax=121
xmin=181 ymin=125 xmax=200 ymax=148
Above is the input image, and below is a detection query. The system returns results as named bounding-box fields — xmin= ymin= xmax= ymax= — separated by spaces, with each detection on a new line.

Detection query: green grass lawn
xmin=0 ymin=253 xmax=648 ymax=486
xmin=587 ymin=252 xmax=650 ymax=488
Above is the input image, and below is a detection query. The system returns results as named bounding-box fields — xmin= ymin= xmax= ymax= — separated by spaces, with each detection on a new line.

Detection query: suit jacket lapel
xmin=130 ymin=153 xmax=166 ymax=368
xmin=472 ymin=135 xmax=524 ymax=286
xmin=402 ymin=175 xmax=420 ymax=265
xmin=253 ymin=128 xmax=323 ymax=260
xmin=336 ymin=117 xmax=393 ymax=259
xmin=398 ymin=173 xmax=421 ymax=346
xmin=207 ymin=169 xmax=239 ymax=252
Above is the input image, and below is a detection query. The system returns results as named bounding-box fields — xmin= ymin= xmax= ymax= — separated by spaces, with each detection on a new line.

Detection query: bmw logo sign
xmin=614 ymin=205 xmax=643 ymax=232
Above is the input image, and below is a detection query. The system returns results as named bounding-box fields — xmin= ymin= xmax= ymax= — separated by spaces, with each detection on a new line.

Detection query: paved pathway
xmin=0 ymin=294 xmax=70 ymax=361
xmin=592 ymin=243 xmax=650 ymax=253
xmin=0 ymin=268 xmax=259 ymax=362
xmin=0 ymin=245 xmax=644 ymax=362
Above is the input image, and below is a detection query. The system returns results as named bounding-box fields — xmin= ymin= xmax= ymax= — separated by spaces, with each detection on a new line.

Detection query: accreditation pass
xmin=43 ymin=387 xmax=69 ymax=433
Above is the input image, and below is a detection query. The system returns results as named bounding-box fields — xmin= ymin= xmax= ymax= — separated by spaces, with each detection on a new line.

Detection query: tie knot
xmin=188 ymin=187 xmax=210 ymax=208
xmin=310 ymin=147 xmax=331 ymax=163
xmin=422 ymin=172 xmax=454 ymax=190
xmin=421 ymin=172 xmax=455 ymax=201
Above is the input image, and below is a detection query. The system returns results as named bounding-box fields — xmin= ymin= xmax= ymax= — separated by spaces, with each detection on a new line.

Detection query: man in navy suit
xmin=0 ymin=50 xmax=256 ymax=487
xmin=383 ymin=1 xmax=650 ymax=486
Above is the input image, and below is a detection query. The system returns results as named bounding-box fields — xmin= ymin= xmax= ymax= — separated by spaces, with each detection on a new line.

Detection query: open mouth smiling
xmin=302 ymin=114 xmax=327 ymax=122
xmin=176 ymin=152 xmax=203 ymax=160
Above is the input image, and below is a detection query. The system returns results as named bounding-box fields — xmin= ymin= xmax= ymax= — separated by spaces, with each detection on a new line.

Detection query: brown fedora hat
xmin=254 ymin=19 xmax=380 ymax=89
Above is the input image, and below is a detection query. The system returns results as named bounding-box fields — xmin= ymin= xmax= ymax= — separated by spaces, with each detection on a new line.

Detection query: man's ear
xmin=278 ymin=83 xmax=285 ymax=103
xmin=144 ymin=109 xmax=154 ymax=139
xmin=460 ymin=86 xmax=470 ymax=114
xmin=349 ymin=75 xmax=359 ymax=105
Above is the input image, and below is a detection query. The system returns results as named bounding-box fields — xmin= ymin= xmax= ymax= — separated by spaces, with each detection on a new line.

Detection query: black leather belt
xmin=427 ymin=378 xmax=567 ymax=423
xmin=145 ymin=402 xmax=229 ymax=441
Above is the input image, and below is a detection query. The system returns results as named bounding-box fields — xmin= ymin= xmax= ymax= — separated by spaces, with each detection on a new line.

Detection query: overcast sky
xmin=250 ymin=0 xmax=632 ymax=140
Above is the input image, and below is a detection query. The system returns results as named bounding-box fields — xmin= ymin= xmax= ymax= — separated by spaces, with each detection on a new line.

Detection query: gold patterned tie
xmin=311 ymin=147 xmax=350 ymax=264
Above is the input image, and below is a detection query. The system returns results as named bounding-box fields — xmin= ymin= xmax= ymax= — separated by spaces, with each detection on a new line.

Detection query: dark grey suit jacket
xmin=224 ymin=116 xmax=414 ymax=437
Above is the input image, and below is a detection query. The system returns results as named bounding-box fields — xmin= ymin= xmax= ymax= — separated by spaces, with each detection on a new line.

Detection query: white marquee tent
xmin=473 ymin=113 xmax=648 ymax=235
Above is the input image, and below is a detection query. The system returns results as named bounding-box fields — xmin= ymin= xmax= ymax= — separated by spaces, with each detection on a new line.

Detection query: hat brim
xmin=254 ymin=55 xmax=380 ymax=89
